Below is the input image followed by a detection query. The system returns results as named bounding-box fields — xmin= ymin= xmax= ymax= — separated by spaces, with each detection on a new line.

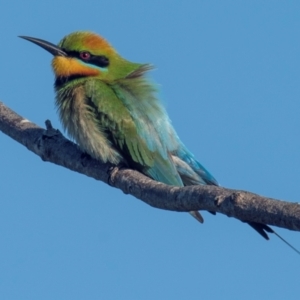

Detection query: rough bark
xmin=1 ymin=101 xmax=300 ymax=231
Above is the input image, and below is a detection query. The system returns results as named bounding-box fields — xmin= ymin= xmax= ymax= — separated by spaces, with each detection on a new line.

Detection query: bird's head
xmin=20 ymin=31 xmax=144 ymax=80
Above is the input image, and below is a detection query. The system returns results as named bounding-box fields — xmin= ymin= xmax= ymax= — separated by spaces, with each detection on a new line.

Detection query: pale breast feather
xmin=55 ymin=82 xmax=122 ymax=164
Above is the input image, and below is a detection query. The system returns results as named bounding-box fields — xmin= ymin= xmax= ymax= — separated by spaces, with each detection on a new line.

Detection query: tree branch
xmin=1 ymin=101 xmax=300 ymax=231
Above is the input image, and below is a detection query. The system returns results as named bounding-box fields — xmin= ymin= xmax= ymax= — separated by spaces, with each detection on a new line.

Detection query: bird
xmin=19 ymin=31 xmax=299 ymax=250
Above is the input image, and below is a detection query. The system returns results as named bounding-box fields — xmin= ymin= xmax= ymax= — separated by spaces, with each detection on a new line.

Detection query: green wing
xmin=85 ymin=79 xmax=183 ymax=186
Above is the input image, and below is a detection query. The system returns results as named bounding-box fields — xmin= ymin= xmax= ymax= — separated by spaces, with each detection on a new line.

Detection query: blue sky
xmin=1 ymin=1 xmax=300 ymax=299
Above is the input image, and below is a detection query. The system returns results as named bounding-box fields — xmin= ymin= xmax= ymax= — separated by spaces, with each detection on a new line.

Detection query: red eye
xmin=80 ymin=51 xmax=91 ymax=60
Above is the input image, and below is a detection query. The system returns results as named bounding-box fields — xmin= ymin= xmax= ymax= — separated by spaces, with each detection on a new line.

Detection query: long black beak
xmin=19 ymin=36 xmax=67 ymax=57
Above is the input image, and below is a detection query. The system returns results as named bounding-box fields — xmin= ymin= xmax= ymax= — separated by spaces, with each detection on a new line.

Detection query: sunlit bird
xmin=19 ymin=32 xmax=299 ymax=253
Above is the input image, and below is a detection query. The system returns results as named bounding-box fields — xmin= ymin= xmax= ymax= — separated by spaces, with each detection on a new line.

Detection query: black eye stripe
xmin=90 ymin=55 xmax=109 ymax=68
xmin=63 ymin=49 xmax=109 ymax=68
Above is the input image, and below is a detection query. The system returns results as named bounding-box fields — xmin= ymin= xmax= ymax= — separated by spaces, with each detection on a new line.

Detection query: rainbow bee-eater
xmin=19 ymin=31 xmax=287 ymax=242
